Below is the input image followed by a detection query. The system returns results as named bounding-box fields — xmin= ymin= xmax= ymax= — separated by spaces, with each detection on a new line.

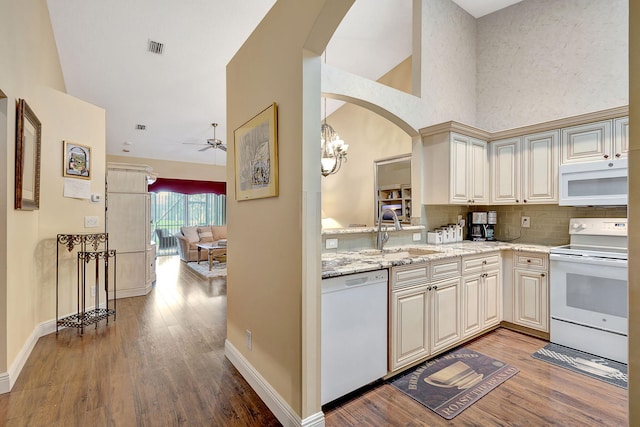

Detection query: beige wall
xmin=107 ymin=155 xmax=226 ymax=182
xmin=226 ymin=0 xmax=352 ymax=419
xmin=321 ymin=58 xmax=413 ymax=227
xmin=0 ymin=0 xmax=106 ymax=381
xmin=629 ymin=0 xmax=638 ymax=423
xmin=477 ymin=0 xmax=628 ymax=131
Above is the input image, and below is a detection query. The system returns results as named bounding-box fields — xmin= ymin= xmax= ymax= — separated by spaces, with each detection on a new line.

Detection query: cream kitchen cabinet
xmin=513 ymin=252 xmax=549 ymax=332
xmin=490 ymin=130 xmax=559 ymax=204
xmin=107 ymin=163 xmax=155 ymax=299
xmin=389 ymin=263 xmax=461 ymax=372
xmin=560 ymin=118 xmax=628 ymax=164
xmin=422 ymin=132 xmax=488 ymax=205
xmin=461 ymin=253 xmax=502 ymax=338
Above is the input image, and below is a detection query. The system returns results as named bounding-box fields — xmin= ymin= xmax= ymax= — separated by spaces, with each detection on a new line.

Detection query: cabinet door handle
xmin=516 ymin=199 xmax=519 ymax=203
xmin=432 ymin=285 xmax=438 ymax=290
xmin=427 ymin=286 xmax=432 ymax=291
xmin=615 ymin=153 xmax=621 ymax=158
xmin=604 ymin=154 xmax=609 ymax=159
xmin=482 ymin=260 xmax=487 ymax=265
xmin=527 ymin=259 xmax=531 ymax=263
xmin=541 ymin=273 xmax=546 ymax=277
xmin=523 ymin=199 xmax=527 ymax=203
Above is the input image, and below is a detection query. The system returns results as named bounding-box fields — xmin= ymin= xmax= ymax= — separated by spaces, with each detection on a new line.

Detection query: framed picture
xmin=234 ymin=103 xmax=278 ymax=201
xmin=15 ymin=99 xmax=41 ymax=210
xmin=63 ymin=141 xmax=91 ymax=179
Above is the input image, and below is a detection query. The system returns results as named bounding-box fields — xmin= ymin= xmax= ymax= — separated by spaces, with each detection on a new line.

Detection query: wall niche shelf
xmin=56 ymin=233 xmax=117 ymax=334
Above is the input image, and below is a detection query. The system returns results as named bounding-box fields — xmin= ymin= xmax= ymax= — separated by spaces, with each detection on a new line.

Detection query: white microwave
xmin=559 ymin=159 xmax=628 ymax=206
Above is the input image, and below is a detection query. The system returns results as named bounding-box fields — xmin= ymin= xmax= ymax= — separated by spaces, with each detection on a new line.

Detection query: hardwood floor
xmin=0 ymin=257 xmax=628 ymax=426
xmin=325 ymin=328 xmax=628 ymax=427
xmin=0 ymin=256 xmax=280 ymax=427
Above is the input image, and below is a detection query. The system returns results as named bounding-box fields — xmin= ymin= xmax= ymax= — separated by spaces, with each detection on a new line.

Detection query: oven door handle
xmin=550 ymin=253 xmax=627 ymax=267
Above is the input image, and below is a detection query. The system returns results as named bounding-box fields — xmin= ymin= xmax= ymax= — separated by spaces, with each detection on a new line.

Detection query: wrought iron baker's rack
xmin=55 ymin=233 xmax=117 ymax=334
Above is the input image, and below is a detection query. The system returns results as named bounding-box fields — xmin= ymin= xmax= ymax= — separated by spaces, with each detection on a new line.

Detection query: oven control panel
xmin=569 ymin=218 xmax=627 ymax=236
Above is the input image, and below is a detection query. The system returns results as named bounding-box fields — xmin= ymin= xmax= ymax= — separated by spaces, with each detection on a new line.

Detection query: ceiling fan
xmin=183 ymin=123 xmax=227 ymax=152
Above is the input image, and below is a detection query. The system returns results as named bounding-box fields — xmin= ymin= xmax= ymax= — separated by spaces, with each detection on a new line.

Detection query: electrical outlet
xmin=325 ymin=238 xmax=338 ymax=249
xmin=246 ymin=329 xmax=252 ymax=350
xmin=412 ymin=232 xmax=422 ymax=242
xmin=521 ymin=216 xmax=531 ymax=228
xmin=84 ymin=216 xmax=99 ymax=228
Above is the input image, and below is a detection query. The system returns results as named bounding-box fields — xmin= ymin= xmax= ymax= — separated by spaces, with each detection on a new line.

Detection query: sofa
xmin=175 ymin=225 xmax=227 ymax=262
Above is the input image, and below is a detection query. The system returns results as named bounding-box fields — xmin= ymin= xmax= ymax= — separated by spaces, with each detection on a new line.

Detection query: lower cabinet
xmin=389 ymin=266 xmax=461 ymax=372
xmin=513 ymin=268 xmax=548 ymax=332
xmin=461 ymin=269 xmax=501 ymax=338
xmin=510 ymin=251 xmax=549 ymax=333
xmin=390 ymin=284 xmax=430 ymax=371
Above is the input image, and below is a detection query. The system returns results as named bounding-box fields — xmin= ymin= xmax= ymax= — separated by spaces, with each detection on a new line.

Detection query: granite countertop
xmin=321 ymin=241 xmax=551 ymax=278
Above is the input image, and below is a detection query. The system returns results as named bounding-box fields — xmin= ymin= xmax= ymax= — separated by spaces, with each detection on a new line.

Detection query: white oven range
xmin=549 ymin=218 xmax=628 ymax=364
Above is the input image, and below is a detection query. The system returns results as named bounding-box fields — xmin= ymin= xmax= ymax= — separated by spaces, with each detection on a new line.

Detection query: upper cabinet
xmin=422 ymin=132 xmax=488 ymax=205
xmin=560 ymin=118 xmax=628 ymax=164
xmin=489 ymin=130 xmax=559 ymax=205
xmin=420 ymin=108 xmax=628 ymax=206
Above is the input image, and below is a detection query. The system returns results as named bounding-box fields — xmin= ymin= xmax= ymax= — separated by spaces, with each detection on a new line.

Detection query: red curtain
xmin=148 ymin=178 xmax=226 ymax=195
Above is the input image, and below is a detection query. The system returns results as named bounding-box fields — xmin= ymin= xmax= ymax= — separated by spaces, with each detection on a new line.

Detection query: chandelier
xmin=320 ymin=106 xmax=348 ymax=177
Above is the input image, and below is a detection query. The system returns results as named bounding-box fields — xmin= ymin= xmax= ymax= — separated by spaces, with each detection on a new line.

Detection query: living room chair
xmin=155 ymin=228 xmax=176 ymax=251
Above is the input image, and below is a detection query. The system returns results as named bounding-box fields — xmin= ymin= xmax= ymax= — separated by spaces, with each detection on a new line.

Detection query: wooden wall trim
xmin=419 ymin=106 xmax=629 ymax=141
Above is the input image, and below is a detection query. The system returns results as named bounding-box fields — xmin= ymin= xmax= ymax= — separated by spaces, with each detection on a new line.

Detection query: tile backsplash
xmin=424 ymin=204 xmax=627 ymax=247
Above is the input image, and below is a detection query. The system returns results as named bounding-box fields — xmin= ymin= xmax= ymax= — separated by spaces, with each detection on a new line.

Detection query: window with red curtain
xmin=148 ymin=178 xmax=226 ymax=195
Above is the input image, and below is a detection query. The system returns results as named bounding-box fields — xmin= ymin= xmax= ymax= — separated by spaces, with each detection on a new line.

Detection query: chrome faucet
xmin=377 ymin=209 xmax=403 ymax=250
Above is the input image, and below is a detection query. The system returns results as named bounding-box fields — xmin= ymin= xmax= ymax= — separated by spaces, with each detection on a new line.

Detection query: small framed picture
xmin=63 ymin=141 xmax=91 ymax=179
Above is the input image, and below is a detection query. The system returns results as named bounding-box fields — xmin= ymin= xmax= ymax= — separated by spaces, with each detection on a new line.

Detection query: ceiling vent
xmin=147 ymin=40 xmax=164 ymax=55
xmin=136 ymin=124 xmax=146 ymax=130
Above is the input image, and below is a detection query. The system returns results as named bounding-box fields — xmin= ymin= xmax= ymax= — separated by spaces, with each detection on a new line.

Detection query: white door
xmin=483 ymin=270 xmax=501 ymax=327
xmin=613 ymin=117 xmax=629 ymax=159
xmin=561 ymin=120 xmax=612 ymax=163
xmin=390 ymin=285 xmax=430 ymax=371
xmin=522 ymin=130 xmax=559 ymax=203
xmin=450 ymin=134 xmax=469 ymax=203
xmin=490 ymin=138 xmax=520 ymax=204
xmin=469 ymin=138 xmax=488 ymax=204
xmin=514 ymin=268 xmax=548 ymax=332
xmin=431 ymin=278 xmax=461 ymax=353
xmin=461 ymin=275 xmax=482 ymax=338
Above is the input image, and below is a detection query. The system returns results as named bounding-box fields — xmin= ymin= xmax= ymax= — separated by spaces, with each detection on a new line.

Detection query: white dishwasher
xmin=321 ymin=269 xmax=388 ymax=405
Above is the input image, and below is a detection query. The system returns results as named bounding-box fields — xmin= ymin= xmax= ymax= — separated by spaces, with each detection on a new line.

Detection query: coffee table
xmin=196 ymin=243 xmax=227 ymax=271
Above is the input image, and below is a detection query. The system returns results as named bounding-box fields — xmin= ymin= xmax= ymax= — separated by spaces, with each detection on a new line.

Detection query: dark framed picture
xmin=63 ymin=141 xmax=91 ymax=179
xmin=234 ymin=103 xmax=278 ymax=201
xmin=15 ymin=99 xmax=41 ymax=210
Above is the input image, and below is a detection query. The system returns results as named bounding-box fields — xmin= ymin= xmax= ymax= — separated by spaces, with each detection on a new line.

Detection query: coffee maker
xmin=485 ymin=211 xmax=497 ymax=241
xmin=467 ymin=211 xmax=487 ymax=241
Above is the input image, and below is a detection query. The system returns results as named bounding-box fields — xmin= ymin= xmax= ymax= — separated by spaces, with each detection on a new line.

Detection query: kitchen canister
xmin=427 ymin=231 xmax=443 ymax=244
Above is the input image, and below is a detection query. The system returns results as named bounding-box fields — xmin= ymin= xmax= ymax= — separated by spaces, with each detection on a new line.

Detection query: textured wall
xmin=476 ymin=0 xmax=628 ymax=131
xmin=419 ymin=0 xmax=477 ymax=125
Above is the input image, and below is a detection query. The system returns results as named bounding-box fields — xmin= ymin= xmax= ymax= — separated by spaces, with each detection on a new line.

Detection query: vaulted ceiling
xmin=46 ymin=0 xmax=521 ymax=166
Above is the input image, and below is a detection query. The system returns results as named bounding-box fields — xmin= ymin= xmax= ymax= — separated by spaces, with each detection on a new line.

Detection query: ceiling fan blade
xmin=217 ymin=145 xmax=227 ymax=152
xmin=198 ymin=145 xmax=214 ymax=152
xmin=183 ymin=142 xmax=209 ymax=146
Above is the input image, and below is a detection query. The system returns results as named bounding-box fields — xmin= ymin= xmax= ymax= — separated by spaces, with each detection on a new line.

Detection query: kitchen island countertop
xmin=322 ymin=241 xmax=551 ymax=279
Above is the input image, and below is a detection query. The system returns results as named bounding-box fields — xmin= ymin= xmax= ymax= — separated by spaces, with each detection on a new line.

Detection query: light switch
xmin=325 ymin=238 xmax=338 ymax=249
xmin=84 ymin=216 xmax=99 ymax=228
xmin=412 ymin=233 xmax=422 ymax=242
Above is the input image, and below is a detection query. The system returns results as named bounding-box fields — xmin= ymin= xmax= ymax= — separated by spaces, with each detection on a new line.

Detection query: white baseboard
xmin=109 ymin=283 xmax=152 ymax=299
xmin=224 ymin=339 xmax=325 ymax=427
